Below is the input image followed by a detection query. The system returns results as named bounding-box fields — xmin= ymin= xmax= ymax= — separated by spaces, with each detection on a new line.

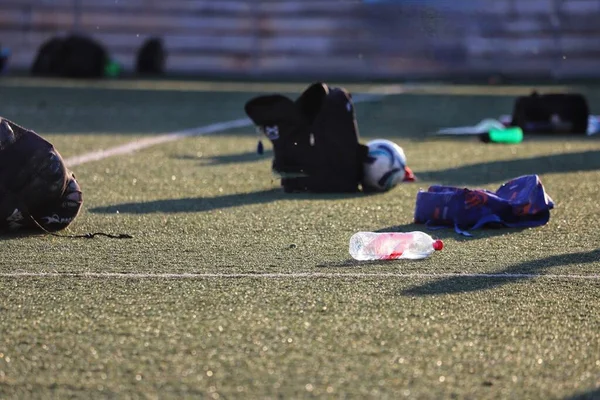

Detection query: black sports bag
xmin=245 ymin=82 xmax=369 ymax=193
xmin=511 ymin=92 xmax=589 ymax=134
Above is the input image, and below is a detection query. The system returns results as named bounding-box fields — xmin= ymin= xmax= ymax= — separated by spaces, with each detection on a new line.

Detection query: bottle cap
xmin=433 ymin=240 xmax=444 ymax=251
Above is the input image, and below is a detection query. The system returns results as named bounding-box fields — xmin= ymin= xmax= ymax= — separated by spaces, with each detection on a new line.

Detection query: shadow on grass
xmin=2 ymin=85 xmax=252 ymax=135
xmin=173 ymin=149 xmax=273 ymax=166
xmin=317 ymin=259 xmax=384 ymax=268
xmin=375 ymin=222 xmax=528 ymax=241
xmin=564 ymin=388 xmax=600 ymax=400
xmin=320 ymin=258 xmax=431 ymax=268
xmin=174 ymin=148 xmax=600 ymax=187
xmin=401 ymin=248 xmax=600 ymax=297
xmin=0 ymin=230 xmax=46 ymax=240
xmin=89 ymin=188 xmax=372 ymax=214
xmin=416 ymin=150 xmax=600 ymax=186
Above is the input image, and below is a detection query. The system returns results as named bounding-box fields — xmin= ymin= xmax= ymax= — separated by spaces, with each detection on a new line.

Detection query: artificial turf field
xmin=0 ymin=77 xmax=599 ymax=399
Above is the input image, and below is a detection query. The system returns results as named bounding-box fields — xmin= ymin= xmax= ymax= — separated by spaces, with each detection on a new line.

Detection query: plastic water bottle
xmin=480 ymin=126 xmax=523 ymax=144
xmin=349 ymin=231 xmax=443 ymax=260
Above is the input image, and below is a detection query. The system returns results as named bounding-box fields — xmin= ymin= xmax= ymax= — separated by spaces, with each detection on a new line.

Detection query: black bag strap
xmin=0 ymin=186 xmax=132 ymax=239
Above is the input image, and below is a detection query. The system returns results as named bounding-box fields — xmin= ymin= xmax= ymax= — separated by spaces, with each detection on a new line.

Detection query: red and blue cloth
xmin=414 ymin=175 xmax=554 ymax=236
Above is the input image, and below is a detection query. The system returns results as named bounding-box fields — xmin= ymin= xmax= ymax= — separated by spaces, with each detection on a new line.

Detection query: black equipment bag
xmin=0 ymin=117 xmax=82 ymax=232
xmin=511 ymin=92 xmax=589 ymax=134
xmin=244 ymin=83 xmax=369 ymax=193
xmin=0 ymin=117 xmax=132 ymax=239
xmin=136 ymin=37 xmax=166 ymax=75
xmin=31 ymin=34 xmax=108 ymax=78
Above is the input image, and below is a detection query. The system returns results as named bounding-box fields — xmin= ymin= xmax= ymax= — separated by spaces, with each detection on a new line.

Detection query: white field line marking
xmin=65 ymin=118 xmax=251 ymax=166
xmin=0 ymin=272 xmax=599 ymax=280
xmin=63 ymin=94 xmax=385 ymax=168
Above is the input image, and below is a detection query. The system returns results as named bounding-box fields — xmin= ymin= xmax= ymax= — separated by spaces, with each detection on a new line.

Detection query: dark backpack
xmin=0 ymin=118 xmax=133 ymax=238
xmin=136 ymin=37 xmax=166 ymax=75
xmin=511 ymin=92 xmax=589 ymax=134
xmin=244 ymin=83 xmax=369 ymax=193
xmin=0 ymin=117 xmax=83 ymax=232
xmin=31 ymin=34 xmax=108 ymax=78
xmin=0 ymin=118 xmax=67 ymax=203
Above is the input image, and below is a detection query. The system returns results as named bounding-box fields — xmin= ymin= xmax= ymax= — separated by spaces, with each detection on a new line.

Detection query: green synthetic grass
xmin=1 ymin=277 xmax=598 ymax=399
xmin=1 ymin=78 xmax=599 ymax=399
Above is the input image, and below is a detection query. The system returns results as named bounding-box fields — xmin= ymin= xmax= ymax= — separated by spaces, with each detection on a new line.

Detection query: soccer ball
xmin=362 ymin=139 xmax=412 ymax=192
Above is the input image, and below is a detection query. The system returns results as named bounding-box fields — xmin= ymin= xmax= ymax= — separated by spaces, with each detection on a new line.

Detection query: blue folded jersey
xmin=414 ymin=175 xmax=554 ymax=236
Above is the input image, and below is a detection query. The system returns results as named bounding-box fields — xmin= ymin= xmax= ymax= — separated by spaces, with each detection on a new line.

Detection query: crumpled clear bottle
xmin=349 ymin=231 xmax=443 ymax=260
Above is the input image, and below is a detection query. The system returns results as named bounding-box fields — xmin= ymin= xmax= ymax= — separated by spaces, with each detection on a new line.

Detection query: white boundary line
xmin=0 ymin=272 xmax=598 ymax=280
xmin=63 ymin=94 xmax=384 ymax=167
xmin=65 ymin=118 xmax=252 ymax=166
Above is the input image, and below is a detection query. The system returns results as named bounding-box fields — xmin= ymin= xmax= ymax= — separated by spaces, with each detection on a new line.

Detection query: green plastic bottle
xmin=104 ymin=60 xmax=121 ymax=78
xmin=480 ymin=127 xmax=523 ymax=144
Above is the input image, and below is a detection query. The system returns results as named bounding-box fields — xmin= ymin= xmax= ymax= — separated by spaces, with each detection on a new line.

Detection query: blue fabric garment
xmin=414 ymin=175 xmax=554 ymax=236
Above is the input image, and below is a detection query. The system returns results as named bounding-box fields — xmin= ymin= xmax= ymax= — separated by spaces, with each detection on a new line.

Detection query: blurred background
xmin=1 ymin=0 xmax=600 ymax=81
